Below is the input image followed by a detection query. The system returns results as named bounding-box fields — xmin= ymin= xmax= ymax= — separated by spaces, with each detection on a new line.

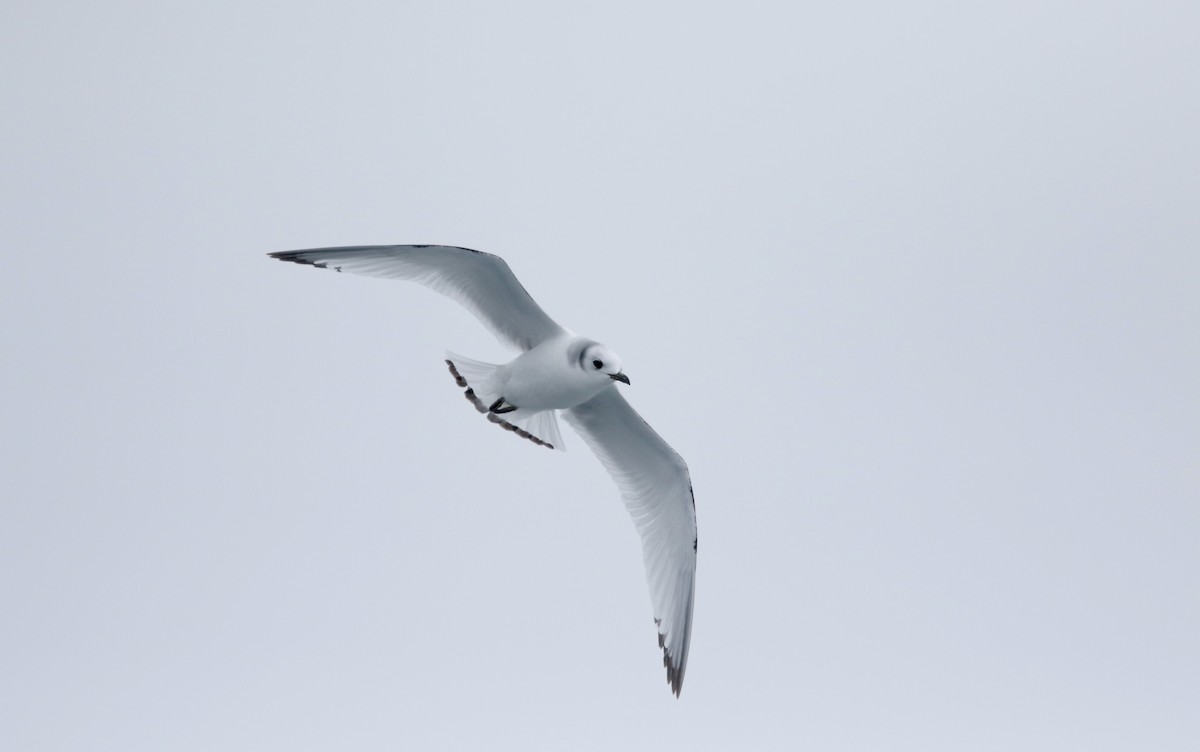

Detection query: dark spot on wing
xmin=268 ymin=251 xmax=346 ymax=273
xmin=269 ymin=251 xmax=316 ymax=266
xmin=690 ymin=486 xmax=698 ymax=551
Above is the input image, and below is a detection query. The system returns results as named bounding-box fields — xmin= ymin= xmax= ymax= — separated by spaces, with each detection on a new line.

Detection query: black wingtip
xmin=268 ymin=250 xmax=307 ymax=264
xmin=665 ymin=654 xmax=683 ymax=697
xmin=665 ymin=648 xmax=684 ymax=697
xmin=269 ymin=251 xmax=342 ymax=272
xmin=655 ymin=619 xmax=685 ymax=697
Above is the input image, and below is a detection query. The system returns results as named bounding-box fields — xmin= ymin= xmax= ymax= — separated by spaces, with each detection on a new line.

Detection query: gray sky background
xmin=2 ymin=2 xmax=1197 ymax=750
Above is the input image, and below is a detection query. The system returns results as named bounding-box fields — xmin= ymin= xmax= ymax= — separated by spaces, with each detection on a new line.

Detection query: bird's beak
xmin=610 ymin=372 xmax=630 ymax=385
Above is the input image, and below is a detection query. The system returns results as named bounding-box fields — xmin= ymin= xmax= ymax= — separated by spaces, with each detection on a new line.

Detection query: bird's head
xmin=579 ymin=342 xmax=630 ymax=386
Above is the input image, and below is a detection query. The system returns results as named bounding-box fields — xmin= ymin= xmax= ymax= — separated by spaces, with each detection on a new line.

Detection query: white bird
xmin=270 ymin=245 xmax=697 ymax=696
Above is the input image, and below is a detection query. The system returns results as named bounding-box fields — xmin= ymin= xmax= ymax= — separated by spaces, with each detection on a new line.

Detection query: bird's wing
xmin=269 ymin=245 xmax=566 ymax=351
xmin=563 ymin=387 xmax=697 ymax=697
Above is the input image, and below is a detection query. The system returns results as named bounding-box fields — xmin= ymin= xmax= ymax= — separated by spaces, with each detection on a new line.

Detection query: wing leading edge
xmin=270 ymin=245 xmax=566 ymax=351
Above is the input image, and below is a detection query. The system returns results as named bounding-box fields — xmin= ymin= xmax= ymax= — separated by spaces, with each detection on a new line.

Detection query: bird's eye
xmin=592 ymin=359 xmax=603 ymax=369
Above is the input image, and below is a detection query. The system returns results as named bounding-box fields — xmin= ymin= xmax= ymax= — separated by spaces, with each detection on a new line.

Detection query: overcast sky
xmin=2 ymin=2 xmax=1197 ymax=750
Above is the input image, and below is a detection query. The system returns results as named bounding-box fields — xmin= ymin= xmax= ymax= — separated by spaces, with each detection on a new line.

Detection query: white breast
xmin=499 ymin=335 xmax=607 ymax=411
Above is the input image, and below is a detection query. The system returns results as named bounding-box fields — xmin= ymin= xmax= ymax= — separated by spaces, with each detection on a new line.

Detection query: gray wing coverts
xmin=269 ymin=245 xmax=566 ymax=351
xmin=565 ymin=387 xmax=697 ymax=697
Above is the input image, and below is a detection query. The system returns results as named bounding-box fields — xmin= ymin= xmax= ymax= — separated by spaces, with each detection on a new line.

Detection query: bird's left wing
xmin=563 ymin=387 xmax=697 ymax=697
xmin=269 ymin=245 xmax=566 ymax=351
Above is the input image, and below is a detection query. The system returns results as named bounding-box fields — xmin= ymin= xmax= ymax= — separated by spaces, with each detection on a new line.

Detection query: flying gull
xmin=270 ymin=245 xmax=697 ymax=697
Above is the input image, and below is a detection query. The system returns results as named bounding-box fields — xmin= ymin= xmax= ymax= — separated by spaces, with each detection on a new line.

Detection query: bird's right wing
xmin=269 ymin=245 xmax=566 ymax=351
xmin=563 ymin=387 xmax=697 ymax=696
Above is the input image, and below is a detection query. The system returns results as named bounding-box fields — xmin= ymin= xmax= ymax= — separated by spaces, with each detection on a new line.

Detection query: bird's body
xmin=271 ymin=244 xmax=697 ymax=696
xmin=478 ymin=334 xmax=614 ymax=416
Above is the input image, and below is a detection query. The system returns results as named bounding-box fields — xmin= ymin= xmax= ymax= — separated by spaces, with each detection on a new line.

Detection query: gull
xmin=270 ymin=245 xmax=697 ymax=697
